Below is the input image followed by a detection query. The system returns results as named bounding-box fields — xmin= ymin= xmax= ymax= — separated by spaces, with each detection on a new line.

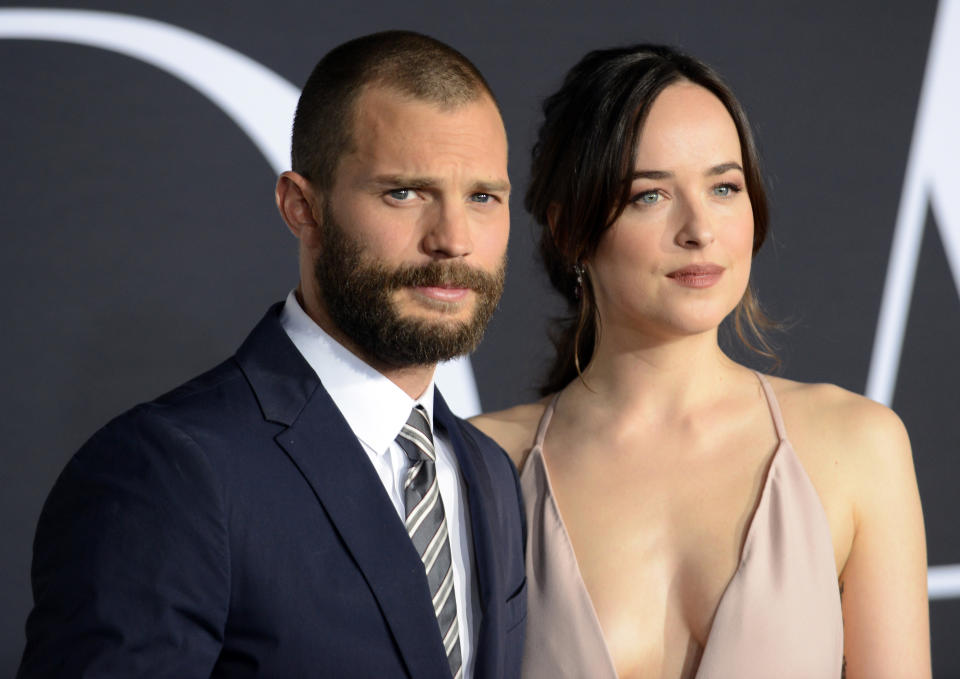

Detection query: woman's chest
xmin=543 ymin=436 xmax=774 ymax=677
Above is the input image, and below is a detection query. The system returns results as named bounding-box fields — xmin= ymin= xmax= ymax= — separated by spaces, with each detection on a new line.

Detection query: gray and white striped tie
xmin=396 ymin=405 xmax=462 ymax=679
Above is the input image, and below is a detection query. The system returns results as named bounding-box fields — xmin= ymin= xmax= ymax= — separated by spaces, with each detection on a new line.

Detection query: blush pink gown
xmin=519 ymin=373 xmax=843 ymax=678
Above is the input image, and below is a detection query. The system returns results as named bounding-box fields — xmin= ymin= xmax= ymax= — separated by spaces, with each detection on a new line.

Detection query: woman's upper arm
xmin=839 ymin=402 xmax=930 ymax=679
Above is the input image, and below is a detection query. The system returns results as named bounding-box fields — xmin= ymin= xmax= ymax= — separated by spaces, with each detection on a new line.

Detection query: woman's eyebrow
xmin=630 ymin=163 xmax=743 ymax=180
xmin=707 ymin=162 xmax=744 ymax=175
xmin=631 ymin=170 xmax=672 ymax=180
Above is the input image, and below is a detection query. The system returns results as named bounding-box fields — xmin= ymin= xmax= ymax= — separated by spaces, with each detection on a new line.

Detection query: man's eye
xmin=388 ymin=189 xmax=415 ymax=201
xmin=471 ymin=193 xmax=494 ymax=204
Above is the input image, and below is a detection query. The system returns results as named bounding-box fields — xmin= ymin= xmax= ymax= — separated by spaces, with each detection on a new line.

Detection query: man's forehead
xmin=340 ymin=88 xmax=507 ymax=170
xmin=356 ymin=78 xmax=494 ymax=110
xmin=351 ymin=84 xmax=500 ymax=128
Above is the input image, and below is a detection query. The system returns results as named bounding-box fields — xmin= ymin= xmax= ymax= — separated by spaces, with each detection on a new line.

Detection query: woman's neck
xmin=568 ymin=326 xmax=746 ymax=425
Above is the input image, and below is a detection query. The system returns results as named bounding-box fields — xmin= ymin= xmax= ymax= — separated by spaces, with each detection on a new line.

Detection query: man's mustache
xmin=386 ymin=261 xmax=503 ymax=293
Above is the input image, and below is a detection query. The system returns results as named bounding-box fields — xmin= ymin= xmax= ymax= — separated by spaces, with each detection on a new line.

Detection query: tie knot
xmin=396 ymin=405 xmax=435 ymax=463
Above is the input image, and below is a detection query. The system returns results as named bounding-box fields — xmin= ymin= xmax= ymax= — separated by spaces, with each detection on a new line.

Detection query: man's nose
xmin=422 ymin=201 xmax=473 ymax=258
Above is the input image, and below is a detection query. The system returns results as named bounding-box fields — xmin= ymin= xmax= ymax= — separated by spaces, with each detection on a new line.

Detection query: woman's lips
xmin=666 ymin=264 xmax=725 ymax=288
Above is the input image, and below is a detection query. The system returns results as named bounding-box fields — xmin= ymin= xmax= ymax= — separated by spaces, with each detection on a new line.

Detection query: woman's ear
xmin=546 ymin=202 xmax=561 ymax=239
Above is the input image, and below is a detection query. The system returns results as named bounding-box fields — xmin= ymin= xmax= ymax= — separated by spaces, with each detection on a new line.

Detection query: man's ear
xmin=275 ymin=171 xmax=322 ymax=242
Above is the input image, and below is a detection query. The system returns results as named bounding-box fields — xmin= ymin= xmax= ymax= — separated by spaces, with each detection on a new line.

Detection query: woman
xmin=472 ymin=45 xmax=929 ymax=679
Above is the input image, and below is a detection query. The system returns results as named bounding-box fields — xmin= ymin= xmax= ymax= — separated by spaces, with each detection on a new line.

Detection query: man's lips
xmin=666 ymin=264 xmax=725 ymax=288
xmin=412 ymin=286 xmax=471 ymax=302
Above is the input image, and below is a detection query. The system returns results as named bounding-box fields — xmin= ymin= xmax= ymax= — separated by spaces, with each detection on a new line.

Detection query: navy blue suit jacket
xmin=19 ymin=304 xmax=527 ymax=678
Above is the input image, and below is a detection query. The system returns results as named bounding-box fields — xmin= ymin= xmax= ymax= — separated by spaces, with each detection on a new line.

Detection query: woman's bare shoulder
xmin=764 ymin=375 xmax=911 ymax=471
xmin=469 ymin=399 xmax=551 ymax=467
xmin=767 ymin=375 xmax=906 ymax=437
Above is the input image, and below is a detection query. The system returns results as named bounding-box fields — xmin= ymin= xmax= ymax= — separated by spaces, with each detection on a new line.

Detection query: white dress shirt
xmin=279 ymin=291 xmax=477 ymax=677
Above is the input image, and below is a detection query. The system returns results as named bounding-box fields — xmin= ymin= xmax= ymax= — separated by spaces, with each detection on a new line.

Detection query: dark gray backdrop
xmin=2 ymin=0 xmax=957 ymax=674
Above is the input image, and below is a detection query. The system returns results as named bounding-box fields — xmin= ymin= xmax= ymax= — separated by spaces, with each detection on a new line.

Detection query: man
xmin=19 ymin=31 xmax=526 ymax=678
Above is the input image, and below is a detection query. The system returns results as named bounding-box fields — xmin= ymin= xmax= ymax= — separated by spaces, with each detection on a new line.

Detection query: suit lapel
xmin=236 ymin=306 xmax=451 ymax=679
xmin=433 ymin=390 xmax=502 ymax=677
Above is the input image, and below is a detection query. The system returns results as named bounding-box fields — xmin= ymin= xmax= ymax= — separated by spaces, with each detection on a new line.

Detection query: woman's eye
xmin=713 ymin=183 xmax=741 ymax=197
xmin=634 ymin=190 xmax=661 ymax=205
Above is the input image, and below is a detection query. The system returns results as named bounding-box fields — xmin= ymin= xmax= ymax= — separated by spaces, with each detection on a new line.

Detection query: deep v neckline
xmin=521 ymin=372 xmax=790 ymax=678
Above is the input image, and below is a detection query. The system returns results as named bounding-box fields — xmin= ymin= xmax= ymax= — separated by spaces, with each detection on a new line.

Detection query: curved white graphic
xmin=864 ymin=0 xmax=960 ymax=601
xmin=0 ymin=7 xmax=297 ymax=172
xmin=0 ymin=7 xmax=482 ymax=417
xmin=867 ymin=0 xmax=960 ymax=406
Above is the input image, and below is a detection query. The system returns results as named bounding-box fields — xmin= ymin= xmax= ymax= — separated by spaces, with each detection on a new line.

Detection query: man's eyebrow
xmin=369 ymin=175 xmax=436 ymax=189
xmin=707 ymin=162 xmax=744 ymax=175
xmin=367 ymin=176 xmax=511 ymax=193
xmin=471 ymin=180 xmax=511 ymax=194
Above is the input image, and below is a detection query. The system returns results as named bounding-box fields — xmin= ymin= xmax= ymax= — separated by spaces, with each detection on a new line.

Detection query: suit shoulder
xmin=136 ymin=358 xmax=262 ymax=428
xmin=469 ymin=401 xmax=547 ymax=467
xmin=75 ymin=356 xmax=264 ymax=472
xmin=149 ymin=357 xmax=248 ymax=410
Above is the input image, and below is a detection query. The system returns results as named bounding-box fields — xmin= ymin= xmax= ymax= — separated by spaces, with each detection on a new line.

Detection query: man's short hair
xmin=291 ymin=30 xmax=497 ymax=192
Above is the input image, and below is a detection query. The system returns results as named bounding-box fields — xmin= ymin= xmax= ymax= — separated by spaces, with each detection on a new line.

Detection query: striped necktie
xmin=396 ymin=405 xmax=462 ymax=679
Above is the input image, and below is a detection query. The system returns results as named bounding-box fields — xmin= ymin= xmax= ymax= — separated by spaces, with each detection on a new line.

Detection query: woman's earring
xmin=574 ymin=263 xmax=584 ymax=299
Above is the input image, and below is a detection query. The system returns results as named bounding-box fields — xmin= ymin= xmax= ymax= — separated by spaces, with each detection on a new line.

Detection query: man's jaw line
xmin=302 ymin=289 xmax=441 ymax=397
xmin=299 ymin=284 xmax=484 ymax=398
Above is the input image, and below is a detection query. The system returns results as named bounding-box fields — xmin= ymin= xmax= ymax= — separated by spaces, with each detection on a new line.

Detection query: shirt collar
xmin=279 ymin=290 xmax=436 ymax=456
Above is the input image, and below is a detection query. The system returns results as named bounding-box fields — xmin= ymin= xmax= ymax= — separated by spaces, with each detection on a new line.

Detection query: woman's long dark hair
xmin=527 ymin=44 xmax=776 ymax=395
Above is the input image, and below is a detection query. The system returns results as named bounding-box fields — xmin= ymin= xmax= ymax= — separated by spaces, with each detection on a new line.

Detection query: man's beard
xmin=313 ymin=211 xmax=506 ymax=368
